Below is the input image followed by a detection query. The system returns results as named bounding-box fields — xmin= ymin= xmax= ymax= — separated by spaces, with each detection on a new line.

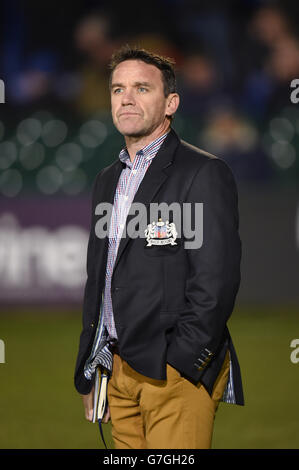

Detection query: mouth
xmin=118 ymin=112 xmax=140 ymax=118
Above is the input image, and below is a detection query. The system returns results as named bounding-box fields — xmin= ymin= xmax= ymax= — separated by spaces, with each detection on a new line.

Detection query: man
xmin=74 ymin=46 xmax=244 ymax=449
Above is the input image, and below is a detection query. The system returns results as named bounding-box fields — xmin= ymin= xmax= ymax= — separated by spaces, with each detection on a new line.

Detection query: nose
xmin=121 ymin=88 xmax=135 ymax=106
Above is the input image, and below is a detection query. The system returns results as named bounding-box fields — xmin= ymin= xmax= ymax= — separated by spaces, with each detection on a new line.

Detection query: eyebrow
xmin=111 ymin=81 xmax=152 ymax=89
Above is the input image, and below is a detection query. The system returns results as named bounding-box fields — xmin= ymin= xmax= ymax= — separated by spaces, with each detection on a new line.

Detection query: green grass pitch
xmin=0 ymin=306 xmax=298 ymax=449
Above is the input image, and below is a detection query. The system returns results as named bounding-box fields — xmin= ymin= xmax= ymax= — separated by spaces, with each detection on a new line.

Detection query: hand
xmin=81 ymin=385 xmax=95 ymax=422
xmin=102 ymin=405 xmax=111 ymax=423
xmin=81 ymin=386 xmax=111 ymax=423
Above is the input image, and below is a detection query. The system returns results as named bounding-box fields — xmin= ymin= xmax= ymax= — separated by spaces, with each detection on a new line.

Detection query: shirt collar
xmin=118 ymin=130 xmax=170 ymax=166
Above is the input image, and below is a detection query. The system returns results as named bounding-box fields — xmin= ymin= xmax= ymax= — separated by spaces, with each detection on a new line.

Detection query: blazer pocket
xmin=144 ymin=238 xmax=181 ymax=257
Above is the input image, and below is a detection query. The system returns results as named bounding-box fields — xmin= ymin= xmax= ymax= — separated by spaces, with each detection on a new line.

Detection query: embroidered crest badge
xmin=145 ymin=218 xmax=178 ymax=246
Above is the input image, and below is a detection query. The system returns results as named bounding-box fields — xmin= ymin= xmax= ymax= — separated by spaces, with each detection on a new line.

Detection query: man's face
xmin=110 ymin=59 xmax=171 ymax=138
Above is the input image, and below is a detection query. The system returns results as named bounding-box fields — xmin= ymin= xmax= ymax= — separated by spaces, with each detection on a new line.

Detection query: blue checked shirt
xmin=103 ymin=131 xmax=170 ymax=340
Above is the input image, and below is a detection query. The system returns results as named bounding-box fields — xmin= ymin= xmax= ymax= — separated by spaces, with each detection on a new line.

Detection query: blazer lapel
xmin=94 ymin=159 xmax=124 ymax=276
xmin=99 ymin=160 xmax=124 ymax=205
xmin=112 ymin=128 xmax=181 ymax=274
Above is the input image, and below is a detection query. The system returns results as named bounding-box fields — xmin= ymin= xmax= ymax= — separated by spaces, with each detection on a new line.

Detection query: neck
xmin=124 ymin=122 xmax=171 ymax=162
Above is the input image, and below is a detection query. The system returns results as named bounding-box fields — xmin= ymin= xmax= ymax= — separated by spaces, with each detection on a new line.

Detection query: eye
xmin=113 ymin=88 xmax=123 ymax=94
xmin=138 ymin=87 xmax=148 ymax=93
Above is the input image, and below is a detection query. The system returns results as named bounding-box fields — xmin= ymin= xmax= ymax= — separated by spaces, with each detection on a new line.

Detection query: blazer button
xmin=90 ymin=322 xmax=95 ymax=328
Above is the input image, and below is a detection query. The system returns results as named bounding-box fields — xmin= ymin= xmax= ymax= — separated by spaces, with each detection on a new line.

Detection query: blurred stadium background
xmin=0 ymin=0 xmax=299 ymax=449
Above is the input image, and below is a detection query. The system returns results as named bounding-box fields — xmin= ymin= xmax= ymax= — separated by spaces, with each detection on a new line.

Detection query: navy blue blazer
xmin=74 ymin=128 xmax=244 ymax=406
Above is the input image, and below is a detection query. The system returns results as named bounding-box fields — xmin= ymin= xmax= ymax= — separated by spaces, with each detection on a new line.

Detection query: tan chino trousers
xmin=107 ymin=350 xmax=230 ymax=449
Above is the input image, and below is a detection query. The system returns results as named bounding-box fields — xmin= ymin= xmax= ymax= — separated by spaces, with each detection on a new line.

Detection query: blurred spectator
xmin=177 ymin=51 xmax=232 ymax=120
xmin=238 ymin=4 xmax=293 ymax=76
xmin=128 ymin=33 xmax=182 ymax=68
xmin=265 ymin=36 xmax=299 ymax=114
xmin=160 ymin=0 xmax=235 ymax=84
xmin=199 ymin=108 xmax=274 ymax=181
xmin=73 ymin=11 xmax=119 ymax=117
xmin=249 ymin=4 xmax=292 ymax=48
xmin=9 ymin=50 xmax=57 ymax=105
xmin=240 ymin=5 xmax=299 ymax=120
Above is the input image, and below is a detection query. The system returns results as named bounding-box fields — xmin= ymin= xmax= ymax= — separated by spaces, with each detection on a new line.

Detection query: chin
xmin=124 ymin=131 xmax=146 ymax=138
xmin=120 ymin=126 xmax=148 ymax=138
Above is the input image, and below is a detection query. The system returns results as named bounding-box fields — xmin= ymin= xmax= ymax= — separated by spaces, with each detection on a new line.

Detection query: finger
xmin=102 ymin=407 xmax=111 ymax=423
xmin=85 ymin=409 xmax=93 ymax=422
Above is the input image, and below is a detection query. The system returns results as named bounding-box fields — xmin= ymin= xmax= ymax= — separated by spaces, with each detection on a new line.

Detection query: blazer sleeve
xmin=81 ymin=170 xmax=103 ymax=330
xmin=74 ymin=171 xmax=103 ymax=394
xmin=166 ymin=158 xmax=241 ymax=383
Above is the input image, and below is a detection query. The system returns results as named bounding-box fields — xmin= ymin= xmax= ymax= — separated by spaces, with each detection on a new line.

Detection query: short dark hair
xmin=108 ymin=45 xmax=176 ymax=97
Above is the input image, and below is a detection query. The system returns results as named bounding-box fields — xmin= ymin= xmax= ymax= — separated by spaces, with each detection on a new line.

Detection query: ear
xmin=165 ymin=93 xmax=180 ymax=118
